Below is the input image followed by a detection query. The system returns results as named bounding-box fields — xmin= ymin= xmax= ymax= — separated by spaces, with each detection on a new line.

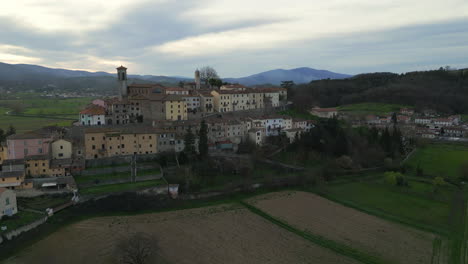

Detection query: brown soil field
xmin=248 ymin=191 xmax=439 ymax=264
xmin=6 ymin=204 xmax=359 ymax=264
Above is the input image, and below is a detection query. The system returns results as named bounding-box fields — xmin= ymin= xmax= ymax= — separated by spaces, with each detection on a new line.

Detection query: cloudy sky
xmin=1 ymin=0 xmax=468 ymax=77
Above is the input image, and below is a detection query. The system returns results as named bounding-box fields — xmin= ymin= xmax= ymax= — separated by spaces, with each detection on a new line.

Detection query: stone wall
xmin=3 ymin=216 xmax=48 ymax=241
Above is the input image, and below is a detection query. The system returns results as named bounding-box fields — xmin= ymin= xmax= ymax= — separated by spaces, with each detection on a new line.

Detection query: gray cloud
xmin=0 ymin=1 xmax=467 ymax=77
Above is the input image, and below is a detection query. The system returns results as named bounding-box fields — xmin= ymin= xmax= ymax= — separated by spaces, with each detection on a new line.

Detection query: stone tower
xmin=117 ymin=65 xmax=128 ymax=100
xmin=195 ymin=69 xmax=201 ymax=90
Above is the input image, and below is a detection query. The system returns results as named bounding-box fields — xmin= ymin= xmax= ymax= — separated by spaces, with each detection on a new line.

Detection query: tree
xmin=6 ymin=125 xmax=16 ymax=137
xmin=183 ymin=126 xmax=196 ymax=156
xmin=391 ymin=112 xmax=397 ymax=125
xmin=0 ymin=128 xmax=5 ymax=143
xmin=199 ymin=66 xmax=219 ymax=86
xmin=460 ymin=161 xmax=468 ymax=181
xmin=198 ymin=120 xmax=208 ymax=158
xmin=208 ymin=78 xmax=223 ymax=88
xmin=115 ymin=233 xmax=159 ymax=264
xmin=281 ymin=80 xmax=295 ymax=99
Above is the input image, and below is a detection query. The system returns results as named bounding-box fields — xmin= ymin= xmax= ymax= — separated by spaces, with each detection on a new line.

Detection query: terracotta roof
xmin=311 ymin=107 xmax=338 ymax=112
xmin=80 ymin=105 xmax=106 ymax=115
xmin=128 ymin=83 xmax=164 ymax=88
xmin=165 ymin=87 xmax=189 ymax=91
xmin=255 ymin=87 xmax=287 ymax=92
xmin=222 ymin=84 xmax=247 ymax=88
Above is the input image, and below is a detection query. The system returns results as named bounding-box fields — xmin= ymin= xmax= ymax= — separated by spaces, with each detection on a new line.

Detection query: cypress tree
xmin=198 ymin=120 xmax=208 ymax=158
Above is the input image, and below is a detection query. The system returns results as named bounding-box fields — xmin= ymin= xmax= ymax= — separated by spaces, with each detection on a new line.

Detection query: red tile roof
xmin=80 ymin=105 xmax=106 ymax=115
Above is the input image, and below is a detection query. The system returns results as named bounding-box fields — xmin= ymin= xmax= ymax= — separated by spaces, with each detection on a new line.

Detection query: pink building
xmin=6 ymin=132 xmax=53 ymax=160
xmin=91 ymin=99 xmax=106 ymax=108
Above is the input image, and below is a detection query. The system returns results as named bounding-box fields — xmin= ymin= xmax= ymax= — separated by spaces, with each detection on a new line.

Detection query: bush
xmin=384 ymin=171 xmax=408 ymax=186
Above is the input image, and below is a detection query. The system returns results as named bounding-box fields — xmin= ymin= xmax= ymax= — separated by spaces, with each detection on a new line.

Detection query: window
xmin=60 ymin=145 xmax=63 ymax=149
xmin=91 ymin=137 xmax=95 ymax=141
xmin=58 ymin=153 xmax=64 ymax=157
xmin=6 ymin=198 xmax=9 ymax=205
xmin=38 ymin=148 xmax=43 ymax=154
xmin=92 ymin=145 xmax=96 ymax=150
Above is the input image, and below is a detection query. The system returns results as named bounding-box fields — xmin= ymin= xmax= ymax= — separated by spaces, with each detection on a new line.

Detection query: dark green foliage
xmin=6 ymin=125 xmax=16 ymax=137
xmin=0 ymin=128 xmax=5 ymax=142
xmin=198 ymin=120 xmax=208 ymax=159
xmin=293 ymin=69 xmax=468 ymax=114
xmin=183 ymin=126 xmax=196 ymax=157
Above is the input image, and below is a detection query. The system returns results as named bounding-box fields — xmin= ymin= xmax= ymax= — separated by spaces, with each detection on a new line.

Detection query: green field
xmin=405 ymin=144 xmax=468 ymax=179
xmin=75 ymin=168 xmax=162 ymax=185
xmin=316 ymin=176 xmax=454 ymax=234
xmin=0 ymin=211 xmax=45 ymax=235
xmin=337 ymin=103 xmax=410 ymax=115
xmin=277 ymin=109 xmax=319 ymax=120
xmin=0 ymin=96 xmax=94 ymax=133
xmin=80 ymin=179 xmax=165 ymax=195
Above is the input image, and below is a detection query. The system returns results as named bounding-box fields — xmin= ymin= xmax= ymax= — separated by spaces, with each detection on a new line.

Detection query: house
xmin=397 ymin=115 xmax=411 ymax=124
xmin=164 ymin=87 xmax=190 ymax=95
xmin=444 ymin=127 xmax=465 ymax=137
xmin=220 ymin=84 xmax=248 ymax=91
xmin=433 ymin=118 xmax=452 ymax=127
xmin=84 ymin=127 xmax=159 ymax=159
xmin=248 ymin=128 xmax=265 ymax=145
xmin=310 ymin=107 xmax=338 ymax=118
xmin=6 ymin=130 xmax=55 ymax=160
xmin=414 ymin=118 xmax=432 ymax=125
xmin=0 ymin=188 xmax=17 ymax=219
xmin=199 ymin=91 xmax=214 ymax=113
xmin=0 ymin=144 xmax=7 ymax=165
xmin=51 ymin=139 xmax=73 ymax=159
xmin=25 ymin=155 xmax=66 ymax=177
xmin=183 ymin=95 xmax=201 ymax=113
xmin=79 ymin=105 xmax=106 ymax=126
xmin=400 ymin=108 xmax=414 ymax=115
xmin=0 ymin=159 xmax=28 ymax=189
xmin=283 ymin=128 xmax=303 ymax=143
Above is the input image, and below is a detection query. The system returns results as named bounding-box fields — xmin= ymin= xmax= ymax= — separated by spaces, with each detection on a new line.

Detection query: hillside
xmin=225 ymin=67 xmax=351 ymax=86
xmin=292 ymin=69 xmax=468 ymax=114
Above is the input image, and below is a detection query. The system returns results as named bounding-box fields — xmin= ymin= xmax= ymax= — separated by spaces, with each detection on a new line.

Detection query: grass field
xmin=17 ymin=195 xmax=72 ymax=211
xmin=79 ymin=179 xmax=165 ymax=195
xmin=0 ymin=211 xmax=45 ymax=235
xmin=317 ymin=178 xmax=453 ymax=234
xmin=338 ymin=103 xmax=410 ymax=115
xmin=75 ymin=169 xmax=161 ymax=185
xmin=277 ymin=109 xmax=319 ymax=120
xmin=405 ymin=144 xmax=468 ymax=179
xmin=0 ymin=96 xmax=93 ymax=133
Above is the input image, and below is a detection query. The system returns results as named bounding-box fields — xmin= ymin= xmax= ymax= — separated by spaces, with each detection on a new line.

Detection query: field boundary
xmin=240 ymin=201 xmax=391 ymax=264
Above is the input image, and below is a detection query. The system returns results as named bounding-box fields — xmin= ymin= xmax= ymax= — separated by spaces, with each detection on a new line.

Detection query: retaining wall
xmin=3 ymin=216 xmax=48 ymax=241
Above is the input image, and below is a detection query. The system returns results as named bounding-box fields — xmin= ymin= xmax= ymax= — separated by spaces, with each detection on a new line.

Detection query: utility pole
xmin=130 ymin=154 xmax=137 ymax=182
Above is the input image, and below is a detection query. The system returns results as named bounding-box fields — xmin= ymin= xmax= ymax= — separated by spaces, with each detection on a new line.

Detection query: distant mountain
xmin=224 ymin=67 xmax=351 ymax=86
xmin=0 ymin=62 xmax=351 ymax=95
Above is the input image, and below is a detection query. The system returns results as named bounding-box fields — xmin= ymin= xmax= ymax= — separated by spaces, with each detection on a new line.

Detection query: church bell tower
xmin=117 ymin=65 xmax=128 ymax=100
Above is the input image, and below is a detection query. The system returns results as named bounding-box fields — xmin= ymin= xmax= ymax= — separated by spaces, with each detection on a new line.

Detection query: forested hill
xmin=293 ymin=69 xmax=468 ymax=114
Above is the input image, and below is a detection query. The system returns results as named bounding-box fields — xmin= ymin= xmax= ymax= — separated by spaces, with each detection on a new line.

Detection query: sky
xmin=1 ymin=0 xmax=468 ymax=77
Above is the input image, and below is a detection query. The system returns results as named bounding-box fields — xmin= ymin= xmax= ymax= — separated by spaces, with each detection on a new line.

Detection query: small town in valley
xmin=1 ymin=1 xmax=468 ymax=263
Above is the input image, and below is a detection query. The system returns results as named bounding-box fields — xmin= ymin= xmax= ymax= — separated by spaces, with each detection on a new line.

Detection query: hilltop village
xmin=0 ymin=66 xmax=311 ymax=193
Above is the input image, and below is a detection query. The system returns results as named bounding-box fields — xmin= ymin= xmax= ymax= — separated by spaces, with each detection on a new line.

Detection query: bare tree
xmin=199 ymin=66 xmax=219 ymax=86
xmin=115 ymin=232 xmax=159 ymax=264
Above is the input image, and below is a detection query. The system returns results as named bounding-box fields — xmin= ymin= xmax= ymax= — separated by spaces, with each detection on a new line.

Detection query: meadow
xmin=405 ymin=144 xmax=468 ymax=179
xmin=0 ymin=96 xmax=94 ymax=133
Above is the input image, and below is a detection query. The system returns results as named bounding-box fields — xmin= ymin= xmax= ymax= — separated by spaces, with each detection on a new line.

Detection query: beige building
xmin=25 ymin=156 xmax=66 ymax=177
xmin=165 ymin=95 xmax=188 ymax=121
xmin=199 ymin=91 xmax=214 ymax=113
xmin=310 ymin=107 xmax=338 ymax=118
xmin=0 ymin=188 xmax=17 ymax=218
xmin=51 ymin=139 xmax=73 ymax=159
xmin=211 ymin=90 xmax=233 ymax=112
xmin=84 ymin=127 xmax=158 ymax=159
xmin=0 ymin=144 xmax=7 ymax=165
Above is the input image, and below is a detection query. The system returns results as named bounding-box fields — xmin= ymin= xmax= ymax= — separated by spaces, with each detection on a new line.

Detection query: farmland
xmin=247 ymin=191 xmax=440 ymax=264
xmin=6 ymin=204 xmax=359 ymax=264
xmin=0 ymin=96 xmax=93 ymax=133
xmin=405 ymin=144 xmax=468 ymax=179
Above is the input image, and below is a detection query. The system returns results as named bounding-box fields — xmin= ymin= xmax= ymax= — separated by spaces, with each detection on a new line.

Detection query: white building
xmin=0 ymin=188 xmax=17 ymax=219
xmin=183 ymin=96 xmax=201 ymax=113
xmin=79 ymin=105 xmax=106 ymax=126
